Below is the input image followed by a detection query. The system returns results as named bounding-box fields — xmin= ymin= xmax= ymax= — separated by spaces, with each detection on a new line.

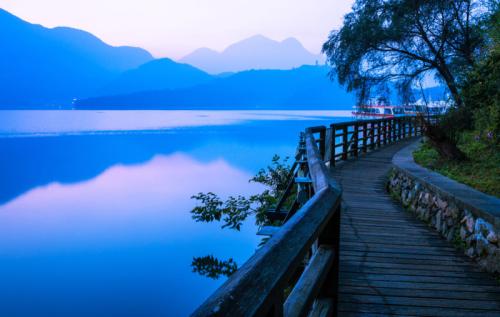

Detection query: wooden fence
xmin=192 ymin=116 xmax=431 ymax=317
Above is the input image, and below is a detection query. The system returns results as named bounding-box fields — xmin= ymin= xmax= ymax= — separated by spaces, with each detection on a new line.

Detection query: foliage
xmin=190 ymin=155 xmax=292 ymax=280
xmin=323 ymin=0 xmax=492 ymax=106
xmin=413 ymin=134 xmax=500 ymax=197
xmin=461 ymin=6 xmax=500 ymax=138
xmin=190 ymin=155 xmax=292 ymax=231
xmin=191 ymin=255 xmax=238 ymax=280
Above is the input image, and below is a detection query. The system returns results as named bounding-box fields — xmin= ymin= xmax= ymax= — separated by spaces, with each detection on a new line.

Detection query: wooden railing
xmin=325 ymin=116 xmax=434 ymax=167
xmin=192 ymin=128 xmax=342 ymax=317
xmin=192 ymin=116 xmax=432 ymax=317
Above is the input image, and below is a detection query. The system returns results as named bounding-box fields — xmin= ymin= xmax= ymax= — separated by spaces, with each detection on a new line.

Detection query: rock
xmin=446 ymin=204 xmax=460 ymax=219
xmin=475 ymin=218 xmax=494 ymax=236
xmin=446 ymin=217 xmax=455 ymax=227
xmin=475 ymin=234 xmax=489 ymax=256
xmin=486 ymin=244 xmax=497 ymax=256
xmin=435 ymin=210 xmax=442 ymax=231
xmin=436 ymin=197 xmax=448 ymax=210
xmin=466 ymin=217 xmax=475 ymax=233
xmin=460 ymin=226 xmax=469 ymax=240
xmin=487 ymin=231 xmax=498 ymax=243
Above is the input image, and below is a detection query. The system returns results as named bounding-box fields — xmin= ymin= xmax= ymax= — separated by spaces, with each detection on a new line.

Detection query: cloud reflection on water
xmin=0 ymin=153 xmax=262 ymax=316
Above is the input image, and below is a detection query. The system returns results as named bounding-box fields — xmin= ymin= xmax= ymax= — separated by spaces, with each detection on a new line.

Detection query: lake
xmin=0 ymin=110 xmax=351 ymax=317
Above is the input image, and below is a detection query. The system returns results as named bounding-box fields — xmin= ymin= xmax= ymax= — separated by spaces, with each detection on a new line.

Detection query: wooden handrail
xmin=192 ymin=130 xmax=342 ymax=317
xmin=325 ymin=116 xmax=434 ymax=166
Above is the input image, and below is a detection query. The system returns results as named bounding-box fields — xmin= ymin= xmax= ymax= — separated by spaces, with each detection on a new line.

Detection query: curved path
xmin=331 ymin=140 xmax=500 ymax=316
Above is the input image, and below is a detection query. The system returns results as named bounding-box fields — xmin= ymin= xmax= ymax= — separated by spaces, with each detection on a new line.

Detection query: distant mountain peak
xmin=96 ymin=57 xmax=213 ymax=96
xmin=180 ymin=35 xmax=324 ymax=74
xmin=0 ymin=8 xmax=154 ymax=107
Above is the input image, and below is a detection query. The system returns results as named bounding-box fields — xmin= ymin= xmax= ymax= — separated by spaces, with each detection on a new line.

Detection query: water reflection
xmin=0 ymin=153 xmax=262 ymax=316
xmin=0 ymin=111 xmax=350 ymax=316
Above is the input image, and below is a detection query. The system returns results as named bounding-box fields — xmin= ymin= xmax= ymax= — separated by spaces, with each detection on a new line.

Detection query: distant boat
xmin=403 ymin=99 xmax=451 ymax=116
xmin=353 ymin=104 xmax=405 ymax=119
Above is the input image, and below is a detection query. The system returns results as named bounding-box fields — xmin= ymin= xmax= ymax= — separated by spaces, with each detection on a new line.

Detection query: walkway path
xmin=330 ymin=140 xmax=500 ymax=316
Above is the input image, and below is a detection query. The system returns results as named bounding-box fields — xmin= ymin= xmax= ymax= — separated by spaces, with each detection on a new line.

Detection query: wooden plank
xmin=340 ymin=272 xmax=499 ymax=286
xmin=340 ymin=259 xmax=483 ymax=272
xmin=338 ymin=302 xmax=500 ymax=316
xmin=340 ymin=254 xmax=474 ymax=266
xmin=284 ymin=246 xmax=335 ymax=317
xmin=340 ymin=266 xmax=489 ymax=279
xmin=340 ymin=285 xmax=500 ymax=301
xmin=257 ymin=226 xmax=280 ymax=236
xmin=339 ymin=279 xmax=500 ymax=293
xmin=340 ymin=293 xmax=500 ymax=310
xmin=307 ymin=298 xmax=334 ymax=317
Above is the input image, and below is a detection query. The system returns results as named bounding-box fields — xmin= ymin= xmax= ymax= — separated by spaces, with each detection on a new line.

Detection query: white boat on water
xmin=353 ymin=104 xmax=405 ymax=119
xmin=403 ymin=98 xmax=452 ymax=115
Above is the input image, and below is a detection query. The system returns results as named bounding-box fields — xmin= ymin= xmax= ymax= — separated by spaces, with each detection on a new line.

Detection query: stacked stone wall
xmin=388 ymin=168 xmax=500 ymax=273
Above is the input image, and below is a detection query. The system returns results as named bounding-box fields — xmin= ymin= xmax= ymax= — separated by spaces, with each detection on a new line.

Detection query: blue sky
xmin=0 ymin=0 xmax=354 ymax=58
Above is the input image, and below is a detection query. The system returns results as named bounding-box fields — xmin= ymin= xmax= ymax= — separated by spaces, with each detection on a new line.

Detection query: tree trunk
xmin=419 ymin=115 xmax=467 ymax=161
xmin=436 ymin=65 xmax=463 ymax=107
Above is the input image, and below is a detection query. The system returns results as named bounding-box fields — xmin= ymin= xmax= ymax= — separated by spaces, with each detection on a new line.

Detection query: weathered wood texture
xmin=331 ymin=141 xmax=500 ymax=316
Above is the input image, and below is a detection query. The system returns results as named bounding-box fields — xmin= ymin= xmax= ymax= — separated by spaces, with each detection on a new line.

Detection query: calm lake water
xmin=0 ymin=110 xmax=351 ymax=317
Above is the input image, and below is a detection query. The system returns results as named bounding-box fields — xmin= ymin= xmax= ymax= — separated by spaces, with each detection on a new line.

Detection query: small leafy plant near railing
xmin=189 ymin=155 xmax=293 ymax=279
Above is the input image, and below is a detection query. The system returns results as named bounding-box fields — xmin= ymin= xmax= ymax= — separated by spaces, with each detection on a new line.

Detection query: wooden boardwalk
xmin=331 ymin=140 xmax=500 ymax=316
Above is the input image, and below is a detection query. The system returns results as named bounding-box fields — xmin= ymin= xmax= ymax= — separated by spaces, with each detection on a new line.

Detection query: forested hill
xmin=0 ymin=8 xmax=153 ymax=107
xmin=76 ymin=66 xmax=356 ymax=109
xmin=76 ymin=65 xmax=446 ymax=110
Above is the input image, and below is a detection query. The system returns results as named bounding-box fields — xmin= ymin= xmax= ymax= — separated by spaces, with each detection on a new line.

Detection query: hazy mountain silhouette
xmin=76 ymin=65 xmax=355 ymax=109
xmin=97 ymin=58 xmax=214 ymax=96
xmin=180 ymin=35 xmax=324 ymax=74
xmin=0 ymin=8 xmax=153 ymax=107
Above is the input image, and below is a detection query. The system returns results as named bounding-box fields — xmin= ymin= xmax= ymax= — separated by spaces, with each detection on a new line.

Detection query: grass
xmin=413 ymin=132 xmax=500 ymax=198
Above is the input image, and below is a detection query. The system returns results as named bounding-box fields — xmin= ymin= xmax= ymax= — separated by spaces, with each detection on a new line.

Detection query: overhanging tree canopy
xmin=323 ymin=0 xmax=492 ymax=106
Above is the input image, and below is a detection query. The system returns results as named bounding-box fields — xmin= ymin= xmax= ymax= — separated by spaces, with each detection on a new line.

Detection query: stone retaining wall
xmin=388 ymin=142 xmax=500 ymax=274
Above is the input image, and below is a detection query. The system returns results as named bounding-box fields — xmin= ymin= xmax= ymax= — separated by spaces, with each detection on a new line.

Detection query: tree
xmin=191 ymin=255 xmax=238 ymax=279
xmin=323 ymin=0 xmax=490 ymax=106
xmin=323 ymin=0 xmax=494 ymax=160
xmin=462 ymin=5 xmax=500 ymax=139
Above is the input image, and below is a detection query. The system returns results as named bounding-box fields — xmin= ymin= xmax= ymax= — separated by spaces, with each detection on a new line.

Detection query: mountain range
xmin=76 ymin=65 xmax=355 ymax=109
xmin=179 ymin=35 xmax=324 ymax=74
xmin=76 ymin=66 xmax=447 ymax=110
xmin=0 ymin=8 xmax=447 ymax=109
xmin=97 ymin=58 xmax=214 ymax=96
xmin=0 ymin=8 xmax=153 ymax=107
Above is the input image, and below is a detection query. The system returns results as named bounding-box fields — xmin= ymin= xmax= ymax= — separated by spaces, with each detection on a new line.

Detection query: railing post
xmin=317 ymin=202 xmax=341 ymax=317
xmin=319 ymin=128 xmax=326 ymax=160
xmin=397 ymin=118 xmax=401 ymax=140
xmin=376 ymin=122 xmax=381 ymax=148
xmin=370 ymin=122 xmax=375 ymax=150
xmin=409 ymin=117 xmax=413 ymax=137
xmin=342 ymin=125 xmax=348 ymax=160
xmin=362 ymin=122 xmax=367 ymax=153
xmin=391 ymin=119 xmax=396 ymax=143
xmin=383 ymin=120 xmax=388 ymax=145
xmin=353 ymin=123 xmax=359 ymax=158
xmin=330 ymin=124 xmax=336 ymax=167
